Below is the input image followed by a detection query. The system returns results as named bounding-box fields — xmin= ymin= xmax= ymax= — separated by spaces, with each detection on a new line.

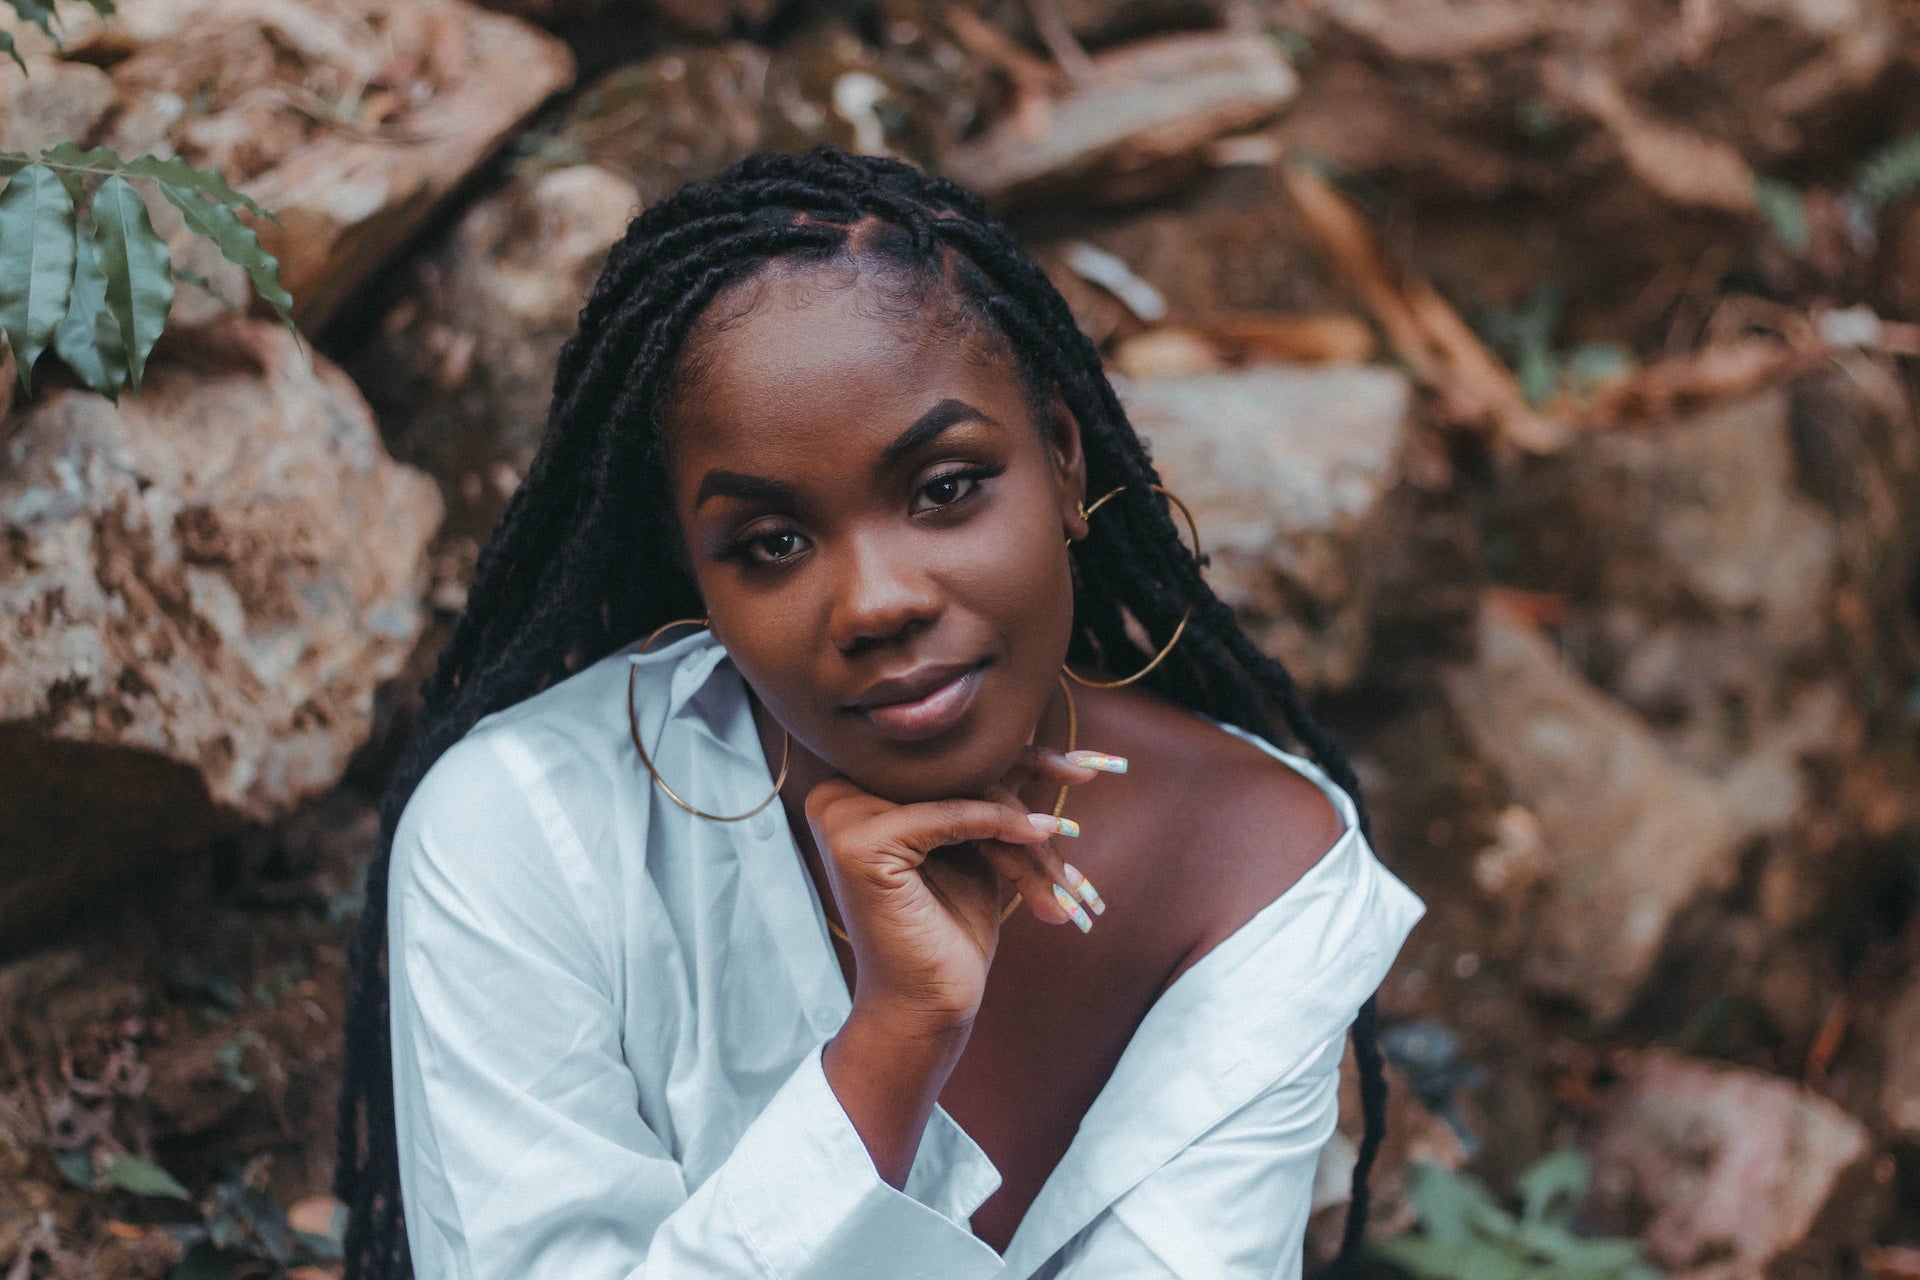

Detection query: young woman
xmin=335 ymin=147 xmax=1424 ymax=1280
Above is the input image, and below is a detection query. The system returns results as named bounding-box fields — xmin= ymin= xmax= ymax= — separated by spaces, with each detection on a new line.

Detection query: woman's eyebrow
xmin=878 ymin=398 xmax=998 ymax=469
xmin=694 ymin=471 xmax=798 ymax=510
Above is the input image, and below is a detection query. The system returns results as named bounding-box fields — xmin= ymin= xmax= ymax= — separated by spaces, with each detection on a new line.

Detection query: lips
xmin=845 ymin=660 xmax=989 ymax=742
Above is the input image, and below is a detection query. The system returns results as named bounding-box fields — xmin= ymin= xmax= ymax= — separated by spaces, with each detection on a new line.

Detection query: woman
xmin=336 ymin=147 xmax=1425 ymax=1280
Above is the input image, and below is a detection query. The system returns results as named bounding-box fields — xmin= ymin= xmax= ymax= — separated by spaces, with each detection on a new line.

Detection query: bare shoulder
xmin=1102 ymin=686 xmax=1349 ymax=977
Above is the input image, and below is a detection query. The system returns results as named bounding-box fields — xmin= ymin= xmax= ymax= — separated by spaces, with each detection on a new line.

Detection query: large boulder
xmin=942 ymin=30 xmax=1298 ymax=208
xmin=8 ymin=0 xmax=573 ymax=332
xmin=1111 ymin=365 xmax=1414 ymax=691
xmin=1441 ymin=605 xmax=1745 ymax=1022
xmin=349 ymin=164 xmax=638 ymax=548
xmin=0 ymin=321 xmax=442 ymax=947
xmin=1585 ymin=1050 xmax=1878 ymax=1280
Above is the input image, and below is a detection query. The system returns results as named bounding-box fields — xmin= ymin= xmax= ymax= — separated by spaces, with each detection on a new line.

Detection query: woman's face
xmin=662 ymin=256 xmax=1087 ymax=803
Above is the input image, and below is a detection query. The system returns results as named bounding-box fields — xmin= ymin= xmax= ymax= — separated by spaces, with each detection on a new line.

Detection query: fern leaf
xmin=88 ymin=174 xmax=171 ymax=390
xmin=0 ymin=162 xmax=77 ymax=395
xmin=155 ymin=181 xmax=295 ymax=334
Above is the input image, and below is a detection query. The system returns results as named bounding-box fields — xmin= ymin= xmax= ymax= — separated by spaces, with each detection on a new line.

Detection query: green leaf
xmin=1403 ymin=1160 xmax=1513 ymax=1247
xmin=88 ymin=173 xmax=171 ymax=390
xmin=1 ymin=27 xmax=26 ymax=75
xmin=1754 ymin=177 xmax=1808 ymax=253
xmin=1516 ymin=1147 xmax=1590 ymax=1226
xmin=169 ymin=1240 xmax=240 ymax=1280
xmin=1856 ymin=133 xmax=1920 ymax=209
xmin=0 ymin=162 xmax=77 ymax=395
xmin=6 ymin=0 xmax=58 ymax=43
xmin=51 ymin=1147 xmax=95 ymax=1189
xmin=156 ymin=180 xmax=295 ymax=335
xmin=53 ymin=213 xmax=129 ymax=398
xmin=0 ymin=151 xmax=30 ymax=178
xmin=123 ymin=152 xmax=275 ymax=222
xmin=104 ymin=1152 xmax=191 ymax=1199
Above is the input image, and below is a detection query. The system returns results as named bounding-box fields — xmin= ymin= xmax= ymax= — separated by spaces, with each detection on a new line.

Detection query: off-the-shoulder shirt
xmin=387 ymin=627 xmax=1426 ymax=1279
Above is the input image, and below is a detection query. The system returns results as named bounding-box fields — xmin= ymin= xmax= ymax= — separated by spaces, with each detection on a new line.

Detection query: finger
xmin=969 ymin=827 xmax=1092 ymax=931
xmin=999 ymin=744 xmax=1130 ymax=791
xmin=872 ymin=796 xmax=1057 ymax=861
xmin=981 ymin=784 xmax=1096 ymax=931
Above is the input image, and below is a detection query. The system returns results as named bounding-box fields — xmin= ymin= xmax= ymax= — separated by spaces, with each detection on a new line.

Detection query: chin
xmin=842 ymin=737 xmax=1023 ymax=805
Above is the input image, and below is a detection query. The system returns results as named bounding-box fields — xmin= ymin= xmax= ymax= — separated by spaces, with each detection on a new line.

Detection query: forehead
xmin=662 ymin=259 xmax=1029 ymax=478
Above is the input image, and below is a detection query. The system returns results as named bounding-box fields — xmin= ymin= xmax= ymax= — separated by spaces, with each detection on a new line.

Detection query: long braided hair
xmin=335 ymin=145 xmax=1392 ymax=1279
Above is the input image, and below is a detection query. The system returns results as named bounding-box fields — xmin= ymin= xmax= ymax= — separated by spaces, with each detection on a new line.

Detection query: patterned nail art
xmin=1066 ymin=751 xmax=1129 ymax=774
xmin=1062 ymin=862 xmax=1106 ymax=915
xmin=1051 ymin=883 xmax=1093 ymax=932
xmin=1027 ymin=813 xmax=1080 ymax=837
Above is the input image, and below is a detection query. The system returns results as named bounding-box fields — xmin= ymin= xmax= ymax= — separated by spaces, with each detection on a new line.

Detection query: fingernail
xmin=1062 ymin=862 xmax=1106 ymax=915
xmin=1027 ymin=813 xmax=1081 ymax=837
xmin=1066 ymin=751 xmax=1129 ymax=774
xmin=1051 ymin=882 xmax=1093 ymax=931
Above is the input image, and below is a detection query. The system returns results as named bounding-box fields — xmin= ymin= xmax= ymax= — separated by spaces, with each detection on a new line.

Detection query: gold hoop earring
xmin=628 ymin=617 xmax=791 ymax=822
xmin=1062 ymin=483 xmax=1202 ymax=689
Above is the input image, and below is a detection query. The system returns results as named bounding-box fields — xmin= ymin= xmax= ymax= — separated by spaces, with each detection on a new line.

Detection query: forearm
xmin=823 ymin=1007 xmax=974 ymax=1188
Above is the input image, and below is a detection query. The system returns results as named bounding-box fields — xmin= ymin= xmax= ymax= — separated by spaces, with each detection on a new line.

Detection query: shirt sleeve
xmin=1052 ymin=1031 xmax=1347 ymax=1280
xmin=386 ymin=730 xmax=1007 ymax=1280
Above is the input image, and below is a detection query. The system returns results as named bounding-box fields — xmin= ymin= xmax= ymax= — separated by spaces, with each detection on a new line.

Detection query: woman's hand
xmin=803 ymin=745 xmax=1117 ymax=1032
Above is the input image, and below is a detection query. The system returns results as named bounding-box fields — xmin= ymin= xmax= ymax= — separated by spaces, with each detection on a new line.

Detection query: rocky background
xmin=4 ymin=0 xmax=1920 ymax=1276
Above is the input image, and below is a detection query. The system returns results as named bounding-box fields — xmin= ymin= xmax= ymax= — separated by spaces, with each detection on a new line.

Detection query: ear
xmin=1042 ymin=388 xmax=1090 ymax=543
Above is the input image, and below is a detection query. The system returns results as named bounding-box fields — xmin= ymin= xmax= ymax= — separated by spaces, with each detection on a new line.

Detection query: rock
xmin=1586 ymin=1050 xmax=1876 ymax=1280
xmin=1498 ymin=387 xmax=1844 ymax=791
xmin=1110 ymin=365 xmax=1414 ymax=691
xmin=0 ymin=321 xmax=442 ymax=946
xmin=520 ymin=28 xmax=965 ymax=202
xmin=0 ymin=56 xmax=117 ymax=155
xmin=1441 ymin=605 xmax=1744 ymax=1022
xmin=942 ymin=31 xmax=1298 ymax=207
xmin=1879 ymin=976 xmax=1920 ymax=1141
xmin=348 ymin=164 xmax=637 ymax=542
xmin=41 ymin=0 xmax=574 ymax=332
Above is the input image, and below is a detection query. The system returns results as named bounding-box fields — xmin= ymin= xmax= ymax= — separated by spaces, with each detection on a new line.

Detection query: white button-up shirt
xmin=388 ymin=628 xmax=1426 ymax=1280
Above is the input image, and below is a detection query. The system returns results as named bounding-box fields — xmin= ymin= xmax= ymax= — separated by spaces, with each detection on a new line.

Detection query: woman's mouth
xmin=848 ymin=660 xmax=988 ymax=742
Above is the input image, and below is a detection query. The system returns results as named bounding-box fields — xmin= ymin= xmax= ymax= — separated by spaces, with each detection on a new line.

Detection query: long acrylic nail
xmin=1061 ymin=862 xmax=1106 ymax=915
xmin=1028 ymin=813 xmax=1081 ymax=837
xmin=1051 ymin=882 xmax=1093 ymax=931
xmin=1065 ymin=751 xmax=1129 ymax=774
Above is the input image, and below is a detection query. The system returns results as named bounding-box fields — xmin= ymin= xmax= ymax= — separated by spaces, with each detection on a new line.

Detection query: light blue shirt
xmin=388 ymin=628 xmax=1426 ymax=1279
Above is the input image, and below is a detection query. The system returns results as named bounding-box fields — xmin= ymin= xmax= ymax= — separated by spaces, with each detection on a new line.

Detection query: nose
xmin=826 ymin=526 xmax=942 ymax=654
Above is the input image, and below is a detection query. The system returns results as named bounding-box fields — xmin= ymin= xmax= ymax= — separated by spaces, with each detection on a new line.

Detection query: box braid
xmin=335 ymin=145 xmax=1390 ymax=1280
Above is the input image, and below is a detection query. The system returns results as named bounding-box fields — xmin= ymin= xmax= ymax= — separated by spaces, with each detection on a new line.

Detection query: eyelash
xmin=721 ymin=465 xmax=1002 ymax=567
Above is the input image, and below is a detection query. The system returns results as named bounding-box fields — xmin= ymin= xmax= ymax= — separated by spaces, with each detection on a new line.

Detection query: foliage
xmin=1373 ymin=1150 xmax=1663 ymax=1280
xmin=1 ymin=0 xmax=114 ymax=74
xmin=166 ymin=1171 xmax=345 ymax=1280
xmin=1 ymin=1 xmax=299 ymax=402
xmin=1855 ymin=133 xmax=1920 ymax=210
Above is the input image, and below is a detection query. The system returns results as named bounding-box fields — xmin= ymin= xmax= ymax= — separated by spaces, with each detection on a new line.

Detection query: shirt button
xmin=751 ymin=812 xmax=776 ymax=840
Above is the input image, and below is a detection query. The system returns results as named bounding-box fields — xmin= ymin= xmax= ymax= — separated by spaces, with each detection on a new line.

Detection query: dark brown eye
xmin=745 ymin=530 xmax=806 ymax=564
xmin=911 ymin=472 xmax=979 ymax=514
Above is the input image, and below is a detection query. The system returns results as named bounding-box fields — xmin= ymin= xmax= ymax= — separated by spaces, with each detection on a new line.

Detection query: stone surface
xmin=942 ymin=31 xmax=1298 ymax=207
xmin=1441 ymin=605 xmax=1744 ymax=1022
xmin=0 ymin=321 xmax=442 ymax=944
xmin=349 ymin=163 xmax=638 ymax=544
xmin=1586 ymin=1049 xmax=1875 ymax=1280
xmin=1880 ymin=976 xmax=1920 ymax=1141
xmin=1111 ymin=365 xmax=1413 ymax=691
xmin=34 ymin=0 xmax=574 ymax=332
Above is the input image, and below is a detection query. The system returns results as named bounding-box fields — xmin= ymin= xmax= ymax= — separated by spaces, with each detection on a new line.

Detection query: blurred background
xmin=3 ymin=0 xmax=1919 ymax=1276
